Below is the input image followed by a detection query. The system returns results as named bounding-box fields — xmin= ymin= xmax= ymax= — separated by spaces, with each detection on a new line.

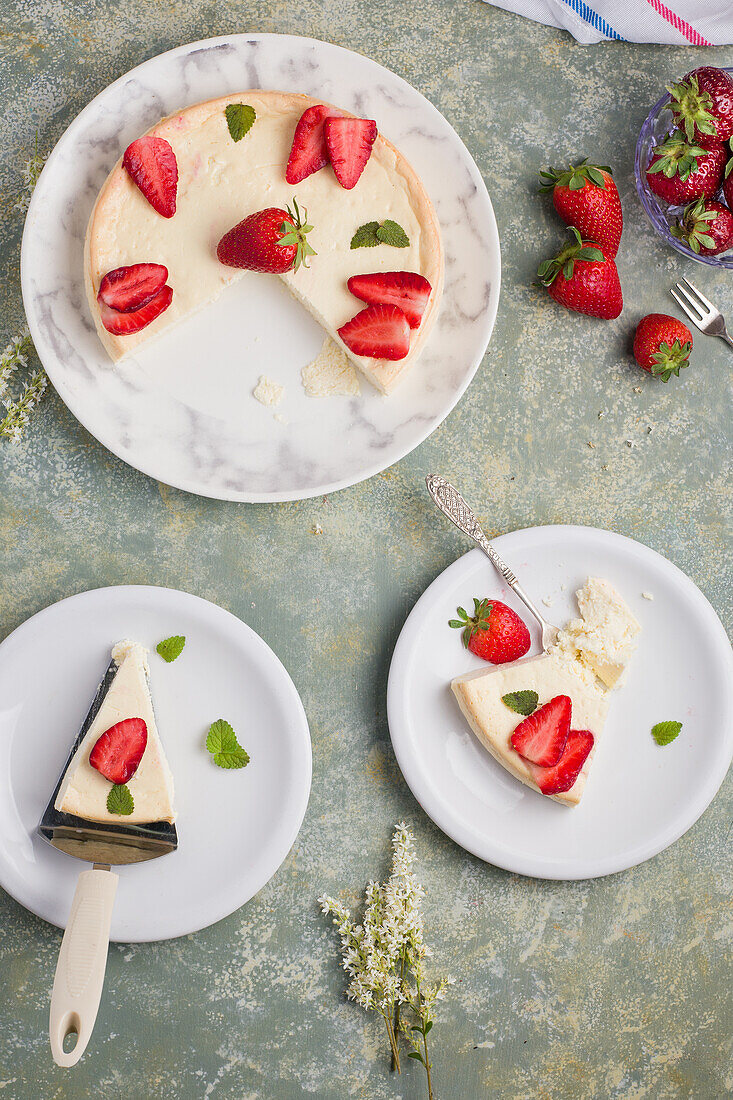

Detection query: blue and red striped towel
xmin=482 ymin=0 xmax=732 ymax=45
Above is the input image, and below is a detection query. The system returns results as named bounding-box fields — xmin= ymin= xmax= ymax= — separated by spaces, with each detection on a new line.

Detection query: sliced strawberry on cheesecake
xmin=510 ymin=695 xmax=571 ymax=766
xmin=98 ymin=263 xmax=168 ymax=312
xmin=98 ymin=284 xmax=173 ymax=335
xmin=123 ymin=136 xmax=178 ymax=218
xmin=286 ymin=104 xmax=343 ymax=184
xmin=338 ymin=304 xmax=410 ymax=361
xmin=89 ymin=716 xmax=148 ymax=784
xmin=324 ymin=117 xmax=377 ymax=189
xmin=527 ymin=729 xmax=595 ymax=795
xmin=347 ymin=272 xmax=433 ymax=329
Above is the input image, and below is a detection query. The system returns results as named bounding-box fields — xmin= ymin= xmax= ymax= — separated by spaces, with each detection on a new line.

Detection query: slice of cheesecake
xmin=452 ymin=653 xmax=609 ymax=806
xmin=451 ymin=578 xmax=640 ymax=806
xmin=84 ymin=91 xmax=443 ymax=394
xmin=55 ymin=640 xmax=176 ymax=824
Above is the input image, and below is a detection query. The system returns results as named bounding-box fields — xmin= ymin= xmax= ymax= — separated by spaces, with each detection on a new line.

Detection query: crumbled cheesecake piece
xmin=302 ymin=338 xmax=360 ymax=397
xmin=551 ymin=577 xmax=641 ymax=690
xmin=253 ymin=375 xmax=284 ymax=406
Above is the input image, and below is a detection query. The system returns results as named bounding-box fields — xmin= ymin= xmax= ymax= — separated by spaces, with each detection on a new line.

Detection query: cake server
xmin=39 ymin=657 xmax=177 ymax=1068
xmin=425 ymin=474 xmax=560 ymax=651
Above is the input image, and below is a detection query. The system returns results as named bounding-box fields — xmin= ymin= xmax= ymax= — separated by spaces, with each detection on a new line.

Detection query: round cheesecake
xmin=84 ymin=91 xmax=444 ymax=394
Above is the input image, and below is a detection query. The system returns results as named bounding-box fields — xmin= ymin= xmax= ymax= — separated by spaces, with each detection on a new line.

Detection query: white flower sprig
xmin=14 ymin=133 xmax=47 ymax=213
xmin=319 ymin=823 xmax=452 ymax=1099
xmin=0 ymin=328 xmax=48 ymax=443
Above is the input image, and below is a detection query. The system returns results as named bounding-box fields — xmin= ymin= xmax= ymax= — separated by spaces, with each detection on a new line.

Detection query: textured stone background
xmin=0 ymin=3 xmax=731 ymax=1098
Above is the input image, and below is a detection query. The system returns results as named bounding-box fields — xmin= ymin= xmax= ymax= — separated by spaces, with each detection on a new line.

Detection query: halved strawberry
xmin=98 ymin=263 xmax=168 ymax=313
xmin=324 ymin=117 xmax=377 ymax=190
xmin=286 ymin=105 xmax=343 ymax=185
xmin=89 ymin=717 xmax=148 ymax=784
xmin=527 ymin=728 xmax=594 ymax=795
xmin=99 ymin=284 xmax=173 ymax=335
xmin=510 ymin=695 xmax=571 ymax=767
xmin=347 ymin=272 xmax=432 ymax=329
xmin=338 ymin=303 xmax=410 ymax=360
xmin=123 ymin=136 xmax=178 ymax=218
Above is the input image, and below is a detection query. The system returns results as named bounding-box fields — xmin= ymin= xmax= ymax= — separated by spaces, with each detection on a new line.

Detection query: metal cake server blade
xmin=39 ymin=657 xmax=177 ymax=1067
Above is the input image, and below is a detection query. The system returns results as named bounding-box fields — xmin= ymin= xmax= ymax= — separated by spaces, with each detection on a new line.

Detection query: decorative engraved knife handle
xmin=425 ymin=474 xmax=558 ymax=647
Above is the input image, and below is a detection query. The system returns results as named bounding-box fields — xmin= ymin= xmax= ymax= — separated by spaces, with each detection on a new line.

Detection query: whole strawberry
xmin=449 ymin=598 xmax=530 ymax=664
xmin=217 ymin=198 xmax=315 ymax=273
xmin=646 ymin=130 xmax=726 ymax=205
xmin=668 ymin=66 xmax=733 ymax=148
xmin=539 ymin=159 xmax=622 ymax=258
xmin=633 ymin=314 xmax=692 ymax=382
xmin=537 ymin=227 xmax=622 ymax=320
xmin=671 ymin=197 xmax=733 ymax=256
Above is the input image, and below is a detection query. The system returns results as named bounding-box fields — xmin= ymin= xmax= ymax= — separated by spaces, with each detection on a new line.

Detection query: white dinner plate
xmin=21 ymin=34 xmax=500 ymax=502
xmin=387 ymin=526 xmax=732 ymax=880
xmin=0 ymin=586 xmax=311 ymax=941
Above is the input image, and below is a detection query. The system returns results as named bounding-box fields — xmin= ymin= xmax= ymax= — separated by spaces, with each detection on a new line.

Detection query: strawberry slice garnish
xmin=527 ymin=729 xmax=594 ymax=795
xmin=324 ymin=117 xmax=377 ymax=190
xmin=98 ymin=263 xmax=168 ymax=313
xmin=510 ymin=695 xmax=571 ymax=766
xmin=338 ymin=303 xmax=410 ymax=360
xmin=89 ymin=717 xmax=148 ymax=784
xmin=286 ymin=105 xmax=343 ymax=185
xmin=123 ymin=136 xmax=178 ymax=218
xmin=347 ymin=272 xmax=432 ymax=330
xmin=99 ymin=284 xmax=173 ymax=335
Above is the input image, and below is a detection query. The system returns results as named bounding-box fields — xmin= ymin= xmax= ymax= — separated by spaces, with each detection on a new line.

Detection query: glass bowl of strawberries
xmin=635 ymin=66 xmax=733 ymax=269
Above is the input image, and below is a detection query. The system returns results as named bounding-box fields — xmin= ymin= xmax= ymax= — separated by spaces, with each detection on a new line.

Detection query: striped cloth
xmin=481 ymin=0 xmax=733 ymax=44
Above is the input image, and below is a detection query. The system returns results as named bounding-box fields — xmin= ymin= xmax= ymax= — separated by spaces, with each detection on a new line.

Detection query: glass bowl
xmin=634 ymin=67 xmax=733 ymax=270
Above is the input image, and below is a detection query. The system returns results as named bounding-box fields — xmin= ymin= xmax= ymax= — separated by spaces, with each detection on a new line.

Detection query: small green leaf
xmin=651 ymin=720 xmax=682 ymax=746
xmin=407 ymin=1051 xmax=425 ymax=1064
xmin=107 ymin=784 xmax=134 ymax=815
xmin=424 ymin=1020 xmax=433 ymax=1035
xmin=206 ymin=719 xmax=251 ymax=769
xmin=376 ymin=219 xmax=410 ymax=247
xmin=502 ymin=690 xmax=539 ymax=716
xmin=156 ymin=635 xmax=186 ymax=663
xmin=225 ymin=103 xmax=256 ymax=142
xmin=448 ymin=619 xmax=465 ymax=629
xmin=350 ymin=221 xmax=381 ymax=249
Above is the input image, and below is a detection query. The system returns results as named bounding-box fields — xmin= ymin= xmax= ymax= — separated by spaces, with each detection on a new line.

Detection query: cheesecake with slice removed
xmin=451 ymin=578 xmax=640 ymax=806
xmin=55 ymin=640 xmax=176 ymax=824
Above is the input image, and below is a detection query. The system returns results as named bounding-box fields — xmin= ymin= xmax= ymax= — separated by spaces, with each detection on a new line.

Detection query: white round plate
xmin=21 ymin=34 xmax=500 ymax=502
xmin=0 ymin=586 xmax=311 ymax=941
xmin=388 ymin=526 xmax=733 ymax=880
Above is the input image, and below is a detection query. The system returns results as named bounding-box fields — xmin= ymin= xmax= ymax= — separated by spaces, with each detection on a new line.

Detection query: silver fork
xmin=670 ymin=277 xmax=733 ymax=349
xmin=425 ymin=474 xmax=560 ymax=652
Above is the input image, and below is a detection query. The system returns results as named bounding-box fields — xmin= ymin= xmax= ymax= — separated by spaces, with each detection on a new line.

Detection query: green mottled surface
xmin=1 ymin=4 xmax=731 ymax=1097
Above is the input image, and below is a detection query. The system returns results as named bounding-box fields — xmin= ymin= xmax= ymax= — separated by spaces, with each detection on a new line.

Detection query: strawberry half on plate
xmin=347 ymin=272 xmax=432 ymax=329
xmin=123 ymin=136 xmax=178 ymax=218
xmin=89 ymin=717 xmax=148 ymax=785
xmin=286 ymin=104 xmax=343 ymax=184
xmin=324 ymin=117 xmax=377 ymax=190
xmin=338 ymin=303 xmax=410 ymax=361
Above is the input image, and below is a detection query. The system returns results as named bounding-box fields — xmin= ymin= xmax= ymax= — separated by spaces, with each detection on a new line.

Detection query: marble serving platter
xmin=21 ymin=34 xmax=501 ymax=502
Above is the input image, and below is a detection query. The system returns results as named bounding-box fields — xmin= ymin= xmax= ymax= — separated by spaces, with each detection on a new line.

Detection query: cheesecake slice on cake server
xmin=39 ymin=640 xmax=177 ymax=1067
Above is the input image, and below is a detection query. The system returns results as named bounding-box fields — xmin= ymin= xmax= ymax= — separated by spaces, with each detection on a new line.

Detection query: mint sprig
xmin=651 ymin=720 xmax=682 ymax=746
xmin=502 ymin=690 xmax=539 ymax=717
xmin=156 ymin=635 xmax=185 ymax=663
xmin=351 ymin=219 xmax=410 ymax=249
xmin=107 ymin=784 xmax=134 ymax=815
xmin=225 ymin=103 xmax=256 ymax=142
xmin=206 ymin=719 xmax=250 ymax=770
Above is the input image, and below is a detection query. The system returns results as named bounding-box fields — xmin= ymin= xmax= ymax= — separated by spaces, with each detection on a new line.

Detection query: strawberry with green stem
xmin=539 ymin=159 xmax=623 ymax=258
xmin=671 ymin=197 xmax=733 ymax=256
xmin=537 ymin=227 xmax=622 ymax=320
xmin=633 ymin=314 xmax=693 ymax=382
xmin=449 ymin=598 xmax=530 ymax=664
xmin=667 ymin=66 xmax=733 ymax=148
xmin=646 ymin=130 xmax=726 ymax=205
xmin=217 ymin=198 xmax=316 ymax=273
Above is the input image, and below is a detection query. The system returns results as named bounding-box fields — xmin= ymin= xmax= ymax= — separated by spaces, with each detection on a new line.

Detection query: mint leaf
xmin=225 ymin=103 xmax=256 ymax=142
xmin=651 ymin=720 xmax=682 ymax=746
xmin=206 ymin=719 xmax=250 ymax=770
xmin=156 ymin=635 xmax=185 ymax=663
xmin=350 ymin=221 xmax=380 ymax=249
xmin=107 ymin=784 xmax=134 ymax=815
xmin=502 ymin=690 xmax=539 ymax=716
xmin=376 ymin=219 xmax=410 ymax=247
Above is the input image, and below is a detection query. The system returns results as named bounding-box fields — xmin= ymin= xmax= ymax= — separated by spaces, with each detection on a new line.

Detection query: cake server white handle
xmin=49 ymin=864 xmax=118 ymax=1067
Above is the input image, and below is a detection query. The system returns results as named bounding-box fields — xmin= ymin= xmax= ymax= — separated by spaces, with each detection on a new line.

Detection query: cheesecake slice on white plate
xmin=55 ymin=640 xmax=176 ymax=825
xmin=451 ymin=578 xmax=640 ymax=806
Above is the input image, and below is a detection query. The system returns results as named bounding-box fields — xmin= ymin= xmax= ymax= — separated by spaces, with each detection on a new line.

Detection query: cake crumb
xmin=253 ymin=375 xmax=284 ymax=407
xmin=312 ymin=523 xmax=323 ymax=535
xmin=302 ymin=338 xmax=360 ymax=397
xmin=625 ymin=440 xmax=635 ymax=448
xmin=633 ymin=386 xmax=642 ymax=394
xmin=598 ymin=411 xmax=605 ymax=419
xmin=560 ymin=583 xmax=567 ymax=591
xmin=587 ymin=441 xmax=595 ymax=449
xmin=601 ymin=464 xmax=610 ymax=471
xmin=642 ymin=591 xmax=654 ymax=601
xmin=542 ymin=596 xmax=554 ymax=608
xmin=274 ymin=413 xmax=288 ymax=425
